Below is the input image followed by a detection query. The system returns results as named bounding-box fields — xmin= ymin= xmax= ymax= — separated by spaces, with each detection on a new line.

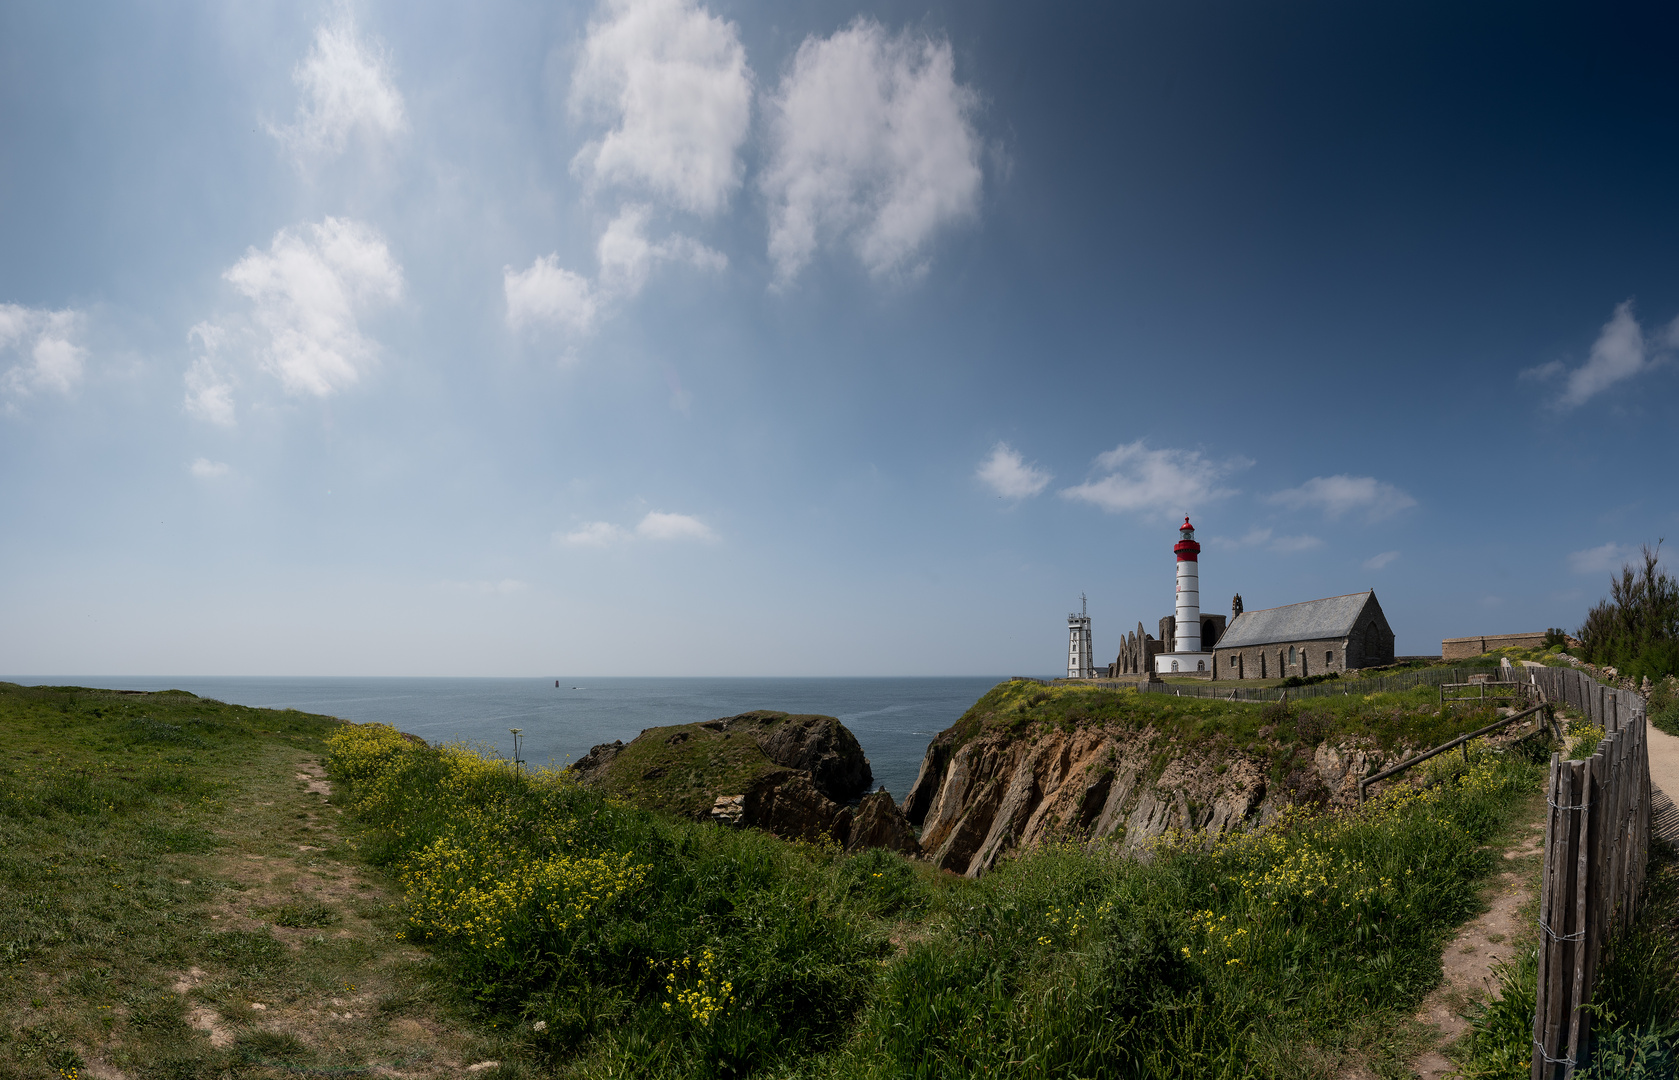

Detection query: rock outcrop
xmin=569 ymin=711 xmax=917 ymax=856
xmin=902 ymin=722 xmax=1396 ymax=878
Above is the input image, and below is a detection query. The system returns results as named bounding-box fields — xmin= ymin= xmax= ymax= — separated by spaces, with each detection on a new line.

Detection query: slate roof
xmin=1214 ymin=591 xmax=1375 ymax=649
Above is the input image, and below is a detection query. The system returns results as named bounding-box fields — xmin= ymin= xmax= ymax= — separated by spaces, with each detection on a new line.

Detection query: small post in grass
xmin=510 ymin=728 xmax=524 ymax=776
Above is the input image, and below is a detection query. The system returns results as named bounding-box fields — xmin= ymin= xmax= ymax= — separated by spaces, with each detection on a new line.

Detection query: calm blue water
xmin=4 ymin=676 xmax=1012 ymax=802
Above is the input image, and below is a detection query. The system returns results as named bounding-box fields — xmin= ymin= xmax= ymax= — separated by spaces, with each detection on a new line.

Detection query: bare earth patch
xmin=1405 ymin=820 xmax=1546 ymax=1079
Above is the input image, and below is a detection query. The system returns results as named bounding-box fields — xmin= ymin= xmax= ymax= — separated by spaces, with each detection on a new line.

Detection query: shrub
xmin=1577 ymin=543 xmax=1679 ymax=683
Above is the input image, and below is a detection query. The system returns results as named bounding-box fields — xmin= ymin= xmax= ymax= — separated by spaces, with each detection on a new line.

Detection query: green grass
xmin=0 ymin=682 xmax=513 ymax=1080
xmin=587 ymin=720 xmax=789 ymax=818
xmin=941 ymin=678 xmax=1505 ymax=772
xmin=328 ymin=690 xmax=1550 ymax=1079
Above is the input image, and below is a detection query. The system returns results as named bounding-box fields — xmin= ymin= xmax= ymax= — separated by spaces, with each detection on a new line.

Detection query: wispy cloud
xmin=512 ymin=0 xmax=743 ymax=341
xmin=1211 ymin=527 xmax=1322 ymax=554
xmin=557 ymin=510 xmax=717 ymax=547
xmin=0 ymin=304 xmax=85 ymax=398
xmin=976 ymin=442 xmax=1051 ymax=499
xmin=505 ymin=256 xmax=599 ymax=336
xmin=1568 ymin=541 xmax=1635 ymax=575
xmin=559 ymin=521 xmax=633 ymax=547
xmin=189 ymin=458 xmax=230 ymax=479
xmin=269 ymin=16 xmax=406 ymax=165
xmin=1522 ymin=300 xmax=1676 ymax=410
xmin=1061 ymin=440 xmax=1247 ymax=516
xmin=569 ymin=0 xmax=751 ymax=218
xmin=221 ymin=217 xmax=404 ymax=397
xmin=183 ymin=322 xmax=236 ymax=426
xmin=1364 ymin=550 xmax=1400 ymax=570
xmin=1268 ymin=475 xmax=1416 ymax=522
xmin=762 ymin=18 xmax=983 ymax=284
xmin=635 ymin=511 xmax=716 ymax=542
xmin=445 ymin=578 xmax=529 ymax=595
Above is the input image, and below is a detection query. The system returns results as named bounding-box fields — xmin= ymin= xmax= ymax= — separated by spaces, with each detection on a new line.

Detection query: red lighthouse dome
xmin=1174 ymin=516 xmax=1200 ymax=562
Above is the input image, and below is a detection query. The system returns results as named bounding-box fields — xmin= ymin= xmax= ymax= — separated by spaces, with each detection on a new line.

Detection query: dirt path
xmin=1399 ymin=817 xmax=1547 ymax=1080
xmin=1648 ymin=723 xmax=1679 ymax=848
xmin=128 ymin=751 xmax=508 ymax=1080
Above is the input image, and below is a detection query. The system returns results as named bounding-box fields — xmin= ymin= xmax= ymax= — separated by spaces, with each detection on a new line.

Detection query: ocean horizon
xmin=2 ymin=675 xmax=1026 ymax=803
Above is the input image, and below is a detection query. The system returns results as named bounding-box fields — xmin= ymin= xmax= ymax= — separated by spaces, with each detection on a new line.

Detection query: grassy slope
xmin=591 ymin=722 xmax=786 ymax=819
xmin=939 ymin=679 xmax=1503 ymax=783
xmin=327 ymin=682 xmax=1551 ymax=1080
xmin=0 ymin=683 xmax=507 ymax=1080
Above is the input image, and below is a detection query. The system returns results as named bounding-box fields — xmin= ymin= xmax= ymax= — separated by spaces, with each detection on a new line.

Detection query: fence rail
xmin=1530 ymin=664 xmax=1650 ymax=1080
xmin=1127 ymin=663 xmax=1532 ymax=702
xmin=1355 ymin=701 xmax=1554 ymax=804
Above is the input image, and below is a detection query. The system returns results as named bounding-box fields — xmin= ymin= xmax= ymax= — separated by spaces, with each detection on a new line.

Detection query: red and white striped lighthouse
xmin=1156 ymin=516 xmax=1213 ymax=674
xmin=1174 ymin=516 xmax=1201 ymax=654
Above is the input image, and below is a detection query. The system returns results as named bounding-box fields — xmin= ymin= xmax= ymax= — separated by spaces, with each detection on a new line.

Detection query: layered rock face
xmin=570 ymin=711 xmax=918 ymax=856
xmin=901 ymin=724 xmax=1393 ymax=878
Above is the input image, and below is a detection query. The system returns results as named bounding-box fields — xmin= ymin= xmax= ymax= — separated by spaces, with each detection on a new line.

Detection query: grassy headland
xmin=1 ymin=677 xmax=1557 ymax=1078
xmin=328 ymin=683 xmax=1548 ymax=1078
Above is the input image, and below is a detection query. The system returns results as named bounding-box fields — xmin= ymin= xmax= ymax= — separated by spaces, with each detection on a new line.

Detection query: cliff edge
xmin=901 ymin=680 xmax=1415 ymax=877
xmin=571 ymin=710 xmax=919 ymax=855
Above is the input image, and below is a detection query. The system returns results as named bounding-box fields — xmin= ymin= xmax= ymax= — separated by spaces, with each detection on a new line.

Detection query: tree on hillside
xmin=1577 ymin=542 xmax=1679 ymax=683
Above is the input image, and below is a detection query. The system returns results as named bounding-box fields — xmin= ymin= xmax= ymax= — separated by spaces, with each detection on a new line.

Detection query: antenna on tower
xmin=1081 ymin=592 xmax=1088 ymax=617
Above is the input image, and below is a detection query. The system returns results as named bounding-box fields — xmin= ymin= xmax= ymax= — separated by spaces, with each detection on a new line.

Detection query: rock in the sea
xmin=570 ymin=711 xmax=915 ymax=855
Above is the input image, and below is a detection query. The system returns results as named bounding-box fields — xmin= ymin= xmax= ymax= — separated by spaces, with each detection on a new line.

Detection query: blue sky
xmin=3 ymin=0 xmax=1677 ymax=677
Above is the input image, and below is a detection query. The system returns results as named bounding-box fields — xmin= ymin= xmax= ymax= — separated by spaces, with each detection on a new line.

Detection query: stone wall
xmin=1441 ymin=631 xmax=1548 ymax=660
xmin=1214 ymin=640 xmax=1350 ymax=680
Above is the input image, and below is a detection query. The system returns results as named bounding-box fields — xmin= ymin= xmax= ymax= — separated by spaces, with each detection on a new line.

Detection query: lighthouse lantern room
xmin=1155 ymin=516 xmax=1214 ymax=675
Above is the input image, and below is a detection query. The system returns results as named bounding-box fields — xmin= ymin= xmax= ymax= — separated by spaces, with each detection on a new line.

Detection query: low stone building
xmin=1441 ymin=631 xmax=1565 ymax=660
xmin=1211 ymin=590 xmax=1394 ymax=679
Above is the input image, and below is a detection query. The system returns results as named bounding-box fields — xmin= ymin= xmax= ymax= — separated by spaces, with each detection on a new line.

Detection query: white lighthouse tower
xmin=1067 ymin=594 xmax=1094 ymax=679
xmin=1155 ymin=517 xmax=1213 ymax=675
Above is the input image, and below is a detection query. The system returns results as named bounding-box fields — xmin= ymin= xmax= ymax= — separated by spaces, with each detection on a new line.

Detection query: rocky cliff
xmin=901 ymin=680 xmax=1405 ymax=877
xmin=571 ymin=710 xmax=919 ymax=855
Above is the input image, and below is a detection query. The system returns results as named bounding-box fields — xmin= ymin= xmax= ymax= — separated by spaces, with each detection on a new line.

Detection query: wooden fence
xmin=1530 ymin=664 xmax=1651 ymax=1079
xmin=1129 ymin=663 xmax=1517 ymax=702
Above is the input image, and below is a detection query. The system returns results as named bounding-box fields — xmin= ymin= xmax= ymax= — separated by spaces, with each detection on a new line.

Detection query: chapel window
xmin=1289 ymin=645 xmax=1296 ymax=665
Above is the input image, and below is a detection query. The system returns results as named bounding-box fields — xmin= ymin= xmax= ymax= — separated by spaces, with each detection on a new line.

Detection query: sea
xmin=3 ymin=676 xmax=1016 ymax=803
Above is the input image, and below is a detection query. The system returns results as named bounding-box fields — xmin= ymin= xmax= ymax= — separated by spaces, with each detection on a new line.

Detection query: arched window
xmin=1288 ymin=645 xmax=1296 ymax=665
xmin=1197 ymin=660 xmax=1206 ymax=672
xmin=1171 ymin=660 xmax=1179 ymax=672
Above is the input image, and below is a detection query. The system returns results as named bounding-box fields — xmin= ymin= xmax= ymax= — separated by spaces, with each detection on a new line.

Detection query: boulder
xmin=724 ymin=711 xmax=872 ymax=802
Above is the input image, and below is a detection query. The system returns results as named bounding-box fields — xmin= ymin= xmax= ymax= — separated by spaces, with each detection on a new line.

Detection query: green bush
xmin=1577 ymin=544 xmax=1679 ymax=683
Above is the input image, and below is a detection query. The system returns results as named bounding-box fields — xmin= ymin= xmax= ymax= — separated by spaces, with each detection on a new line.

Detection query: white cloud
xmin=559 ymin=521 xmax=632 ymax=547
xmin=557 ymin=511 xmax=716 ymax=546
xmin=189 ymin=458 xmax=230 ymax=479
xmin=223 ymin=217 xmax=404 ymax=397
xmin=596 ymin=205 xmax=727 ymax=297
xmin=1569 ymin=542 xmax=1635 ymax=575
xmin=270 ymin=16 xmax=406 ymax=163
xmin=569 ymin=0 xmax=751 ymax=217
xmin=505 ymin=256 xmax=599 ymax=335
xmin=636 ymin=510 xmax=716 ymax=541
xmin=183 ymin=322 xmax=236 ymax=426
xmin=0 ymin=304 xmax=86 ymax=396
xmin=1268 ymin=475 xmax=1417 ymax=522
xmin=505 ymin=208 xmax=725 ymax=337
xmin=1364 ymin=550 xmax=1400 ymax=570
xmin=761 ymin=18 xmax=983 ymax=284
xmin=1524 ymin=300 xmax=1674 ymax=410
xmin=976 ymin=442 xmax=1051 ymax=499
xmin=1060 ymin=441 xmax=1247 ymax=516
xmin=1212 ymin=527 xmax=1322 ymax=554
